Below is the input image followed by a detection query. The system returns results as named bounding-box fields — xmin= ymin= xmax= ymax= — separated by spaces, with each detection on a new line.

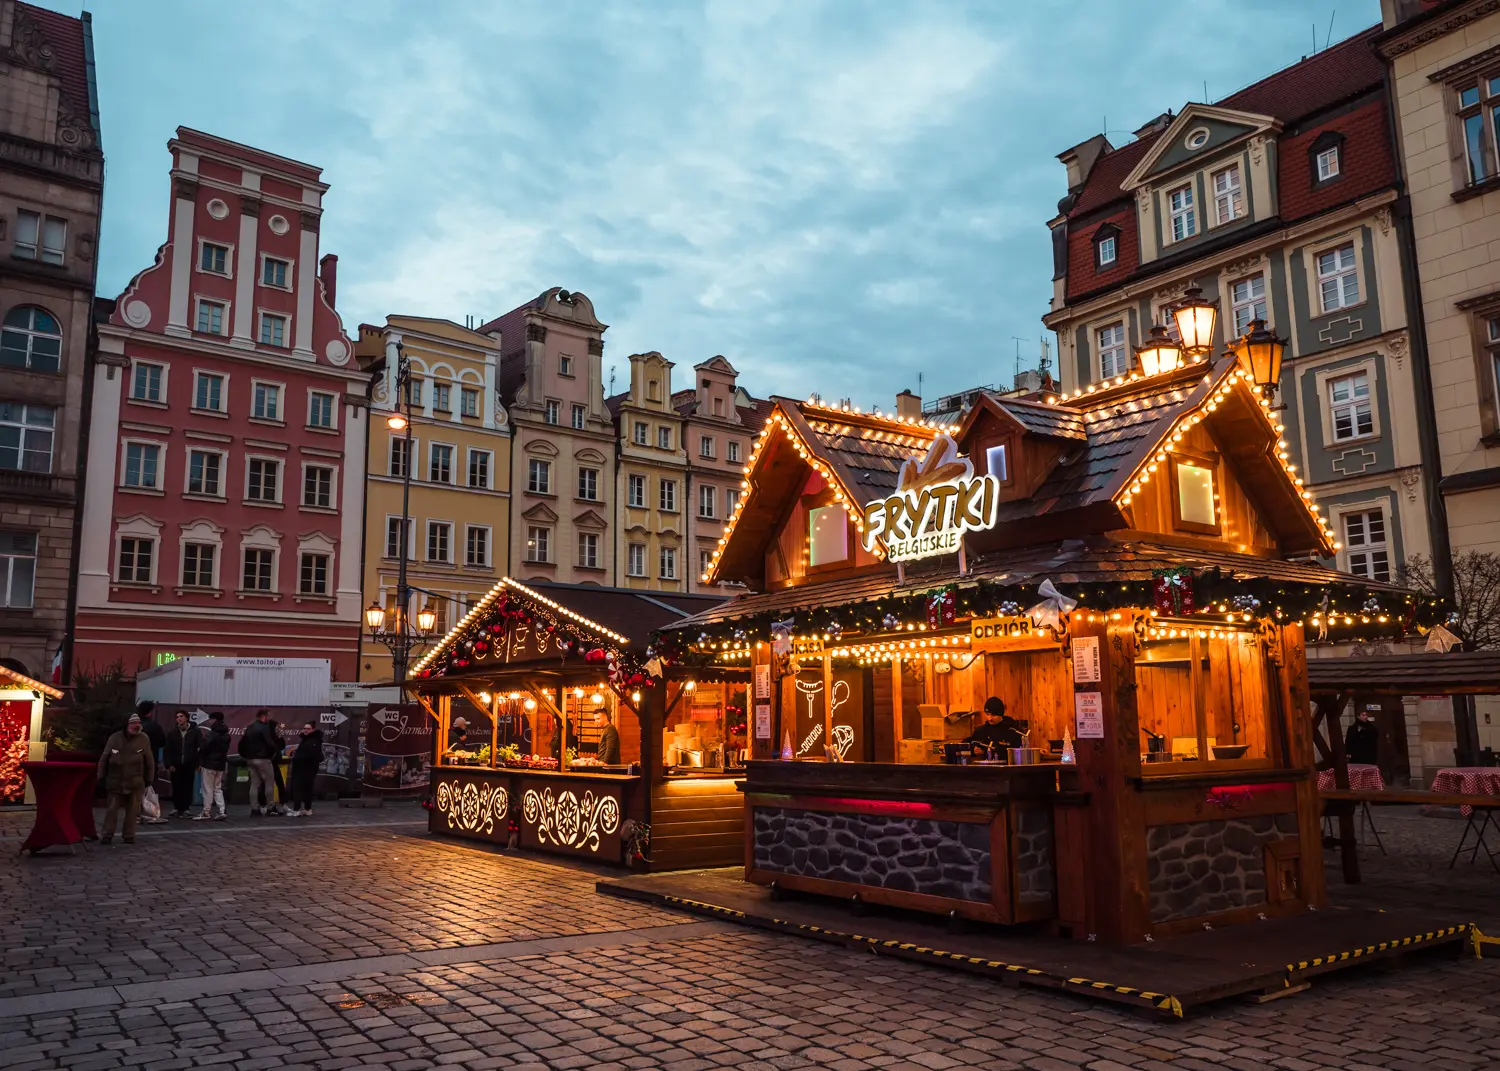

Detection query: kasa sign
xmin=860 ymin=434 xmax=999 ymax=562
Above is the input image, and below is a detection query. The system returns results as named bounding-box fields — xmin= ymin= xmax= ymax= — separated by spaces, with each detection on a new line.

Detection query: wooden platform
xmin=597 ymin=867 xmax=1474 ymax=1017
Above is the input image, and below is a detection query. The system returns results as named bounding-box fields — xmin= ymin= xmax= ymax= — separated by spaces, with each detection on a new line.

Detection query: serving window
xmin=1136 ymin=629 xmax=1271 ymax=770
xmin=664 ymin=679 xmax=747 ymax=772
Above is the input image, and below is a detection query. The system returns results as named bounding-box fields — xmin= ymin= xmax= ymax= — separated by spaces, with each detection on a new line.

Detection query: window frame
xmin=301 ymin=463 xmax=336 ymax=510
xmin=727 ymin=441 xmax=741 ymax=464
xmin=659 ymin=477 xmax=678 ymax=513
xmin=432 ymin=382 xmax=452 ymax=413
xmin=467 ymin=447 xmax=492 ymax=490
xmin=1167 ymin=183 xmax=1197 ymax=242
xmin=260 ymin=254 xmax=293 ymax=291
xmin=197 ymin=238 xmax=233 ymax=278
xmin=1315 ymin=240 xmax=1360 ymax=314
xmin=544 ymin=400 xmax=560 ymax=425
xmin=1314 ymin=359 xmax=1382 ymax=447
xmin=249 ymin=379 xmax=284 ymax=424
xmin=240 ymin=546 xmax=277 ymax=594
xmin=578 ymin=531 xmax=600 ymax=570
xmin=120 ymin=439 xmax=164 ymax=491
xmin=659 ymin=544 xmax=678 ymax=581
xmin=627 ymin=473 xmax=646 ymax=508
xmin=806 ymin=498 xmax=851 ymax=572
xmin=257 ymin=310 xmax=289 ymax=349
xmin=1168 ymin=448 xmax=1221 ymax=537
xmin=698 ymin=483 xmax=716 ymax=519
xmin=307 ymin=390 xmax=338 ymax=431
xmin=633 ymin=421 xmax=648 ymax=445
xmin=0 ymin=305 xmax=63 ymax=373
xmin=428 ymin=441 xmax=455 ymax=485
xmin=1211 ymin=164 xmax=1244 ymax=226
xmin=627 ymin=542 xmax=646 ymax=578
xmin=180 ymin=541 xmax=218 ymax=590
xmin=117 ymin=535 xmax=157 ymax=586
xmin=1097 ymin=321 xmax=1128 ymax=380
xmin=1326 ymin=370 xmax=1376 ymax=444
xmin=577 ymin=466 xmax=599 ymax=501
xmin=460 ymin=386 xmax=480 ymax=418
xmin=571 ymin=403 xmax=586 ymax=430
xmin=385 ymin=515 xmax=413 ymax=560
xmin=194 ymin=297 xmax=229 ymax=337
xmin=657 ymin=426 xmax=672 ymax=451
xmin=1340 ymin=506 xmax=1392 ymax=584
xmin=0 ymin=403 xmax=55 ymax=475
xmin=525 ymin=524 xmax=552 ymax=564
xmin=0 ymin=530 xmax=38 ymax=608
xmin=193 ymin=370 xmax=228 ymax=414
xmin=527 ymin=457 xmax=552 ymax=495
xmin=184 ymin=447 xmax=226 ymax=499
xmin=388 ymin=434 xmax=415 ymax=479
xmin=426 ymin=519 xmax=453 ymax=564
xmin=1229 ymin=273 xmax=1267 ymax=337
xmin=298 ymin=551 xmax=330 ymax=597
xmin=700 ymin=434 xmax=715 ymax=459
xmin=464 ymin=524 xmax=492 ymax=568
xmin=244 ymin=455 xmax=283 ymax=505
xmin=128 ymin=360 xmax=166 ymax=405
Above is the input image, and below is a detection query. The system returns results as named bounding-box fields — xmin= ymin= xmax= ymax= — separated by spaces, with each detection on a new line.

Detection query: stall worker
xmin=965 ymin=697 xmax=1025 ymax=759
xmin=447 ymin=716 xmax=470 ymax=755
xmin=595 ymin=707 xmax=621 ymax=765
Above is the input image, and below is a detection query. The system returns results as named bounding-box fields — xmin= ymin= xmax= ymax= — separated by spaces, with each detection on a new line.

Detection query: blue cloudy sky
xmin=63 ymin=0 xmax=1377 ymax=406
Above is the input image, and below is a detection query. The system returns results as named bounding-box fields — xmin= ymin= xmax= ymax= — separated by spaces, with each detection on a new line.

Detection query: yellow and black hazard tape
xmin=648 ymin=893 xmax=1184 ymax=1016
xmin=1285 ymin=923 xmax=1471 ymax=974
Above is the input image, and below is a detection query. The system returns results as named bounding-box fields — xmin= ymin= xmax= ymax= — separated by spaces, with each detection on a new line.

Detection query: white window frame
xmin=1316 ymin=146 xmax=1340 ymax=181
xmin=388 ymin=434 xmax=415 ymax=479
xmin=527 ymin=457 xmax=551 ymax=495
xmin=297 ymin=550 xmax=331 ymax=597
xmin=244 ymin=455 xmax=283 ymax=504
xmin=307 ymin=389 xmax=338 ymax=431
xmin=1326 ymin=370 xmax=1376 ymax=444
xmin=545 ymin=400 xmax=560 ymax=425
xmin=1340 ymin=506 xmax=1391 ymax=584
xmin=196 ymin=238 xmax=234 ymax=278
xmin=725 ymin=487 xmax=740 ymax=516
xmin=577 ymin=466 xmax=598 ymax=501
xmin=1313 ymin=358 xmax=1381 ymax=447
xmin=12 ymin=209 xmax=38 ymax=260
xmin=525 ymin=525 xmax=552 ymax=564
xmin=1230 ymin=273 xmax=1267 ymax=337
xmin=657 ymin=426 xmax=672 ymax=451
xmin=1097 ymin=322 xmax=1128 ymax=380
xmin=578 ymin=531 xmax=600 ymax=569
xmin=727 ymin=441 xmax=741 ymax=464
xmin=1212 ymin=164 xmax=1244 ymax=226
xmin=1167 ymin=183 xmax=1196 ymax=242
xmin=627 ymin=542 xmax=646 ymax=578
xmin=194 ymin=296 xmax=229 ymax=337
xmin=466 ymin=448 xmax=492 ymax=490
xmin=571 ymin=404 xmax=586 ymax=430
xmin=384 ymin=514 xmax=414 ymax=560
xmin=300 ymin=462 xmax=337 ymax=510
xmin=700 ymin=435 xmax=715 ymax=459
xmin=257 ymin=310 xmax=289 ymax=349
xmin=460 ymin=386 xmax=480 ymax=418
xmin=659 ymin=478 xmax=677 ymax=512
xmin=259 ymin=253 xmax=293 ymax=291
xmin=464 ymin=524 xmax=492 ymax=568
xmin=699 ymin=548 xmax=712 ymax=579
xmin=179 ymin=538 xmax=220 ymax=591
xmin=659 ymin=545 xmax=678 ymax=581
xmin=428 ymin=441 xmax=456 ymax=485
xmin=120 ymin=439 xmax=164 ymax=491
xmin=184 ymin=447 xmax=227 ymax=499
xmin=0 ymin=530 xmax=37 ymax=608
xmin=0 ymin=403 xmax=54 ymax=474
xmin=250 ymin=379 xmax=284 ymax=423
xmin=1097 ymin=233 xmax=1117 ymax=267
xmin=240 ymin=544 xmax=279 ymax=595
xmin=426 ymin=519 xmax=454 ymax=564
xmin=698 ymin=483 xmax=716 ymax=519
xmin=559 ymin=354 xmax=574 ymax=377
xmin=193 ymin=370 xmax=228 ymax=414
xmin=628 ymin=473 xmax=646 ymax=508
xmin=1316 ymin=240 xmax=1360 ymax=313
xmin=128 ymin=360 xmax=167 ymax=405
xmin=633 ymin=421 xmax=648 ymax=445
xmin=116 ymin=534 xmax=158 ymax=586
xmin=432 ymin=382 xmax=452 ymax=413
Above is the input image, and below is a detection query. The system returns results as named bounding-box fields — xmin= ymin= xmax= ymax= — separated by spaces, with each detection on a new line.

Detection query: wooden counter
xmin=740 ymin=761 xmax=1082 ymax=924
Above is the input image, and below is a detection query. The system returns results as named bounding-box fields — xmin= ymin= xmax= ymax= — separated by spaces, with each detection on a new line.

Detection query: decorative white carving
xmin=523 ymin=787 xmax=620 ymax=852
xmin=206 ymin=199 xmax=229 ymax=220
xmin=122 ymin=300 xmax=152 ymax=328
xmin=1400 ymin=469 xmax=1421 ymax=503
xmin=1249 ymin=135 xmax=1266 ymax=166
xmin=268 ymin=215 xmax=290 ymax=235
xmin=325 ymin=339 xmax=350 ymax=366
xmin=494 ymin=397 xmax=509 ymax=427
xmin=1136 ymin=186 xmax=1153 ymax=212
xmin=434 ymin=778 xmax=509 ymax=835
xmin=1388 ymin=333 xmax=1409 ymax=370
xmin=1375 ymin=206 xmax=1392 ymax=237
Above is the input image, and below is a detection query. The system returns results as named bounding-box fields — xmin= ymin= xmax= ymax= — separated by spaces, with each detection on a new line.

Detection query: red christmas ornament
xmin=488 ymin=623 xmax=505 ymax=636
xmin=473 ymin=639 xmax=490 ymax=655
xmin=1151 ymin=568 xmax=1195 ymax=616
xmin=586 ymin=647 xmax=606 ymax=663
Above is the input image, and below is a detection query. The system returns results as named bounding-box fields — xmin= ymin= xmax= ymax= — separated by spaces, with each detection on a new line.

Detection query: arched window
xmin=0 ymin=306 xmax=62 ymax=373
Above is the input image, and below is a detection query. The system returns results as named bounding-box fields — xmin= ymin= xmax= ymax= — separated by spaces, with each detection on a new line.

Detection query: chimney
xmin=319 ymin=254 xmax=338 ymax=307
xmin=895 ymin=389 xmax=921 ymax=420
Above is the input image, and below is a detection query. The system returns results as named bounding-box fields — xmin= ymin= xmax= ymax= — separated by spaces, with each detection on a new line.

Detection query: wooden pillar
xmin=489 ymin=693 xmax=499 ymax=768
xmin=750 ymin=647 xmax=774 ymax=761
xmin=822 ymin=652 xmax=834 ymax=759
xmin=1282 ymin=623 xmax=1335 ymax=900
xmin=891 ymin=659 xmax=905 ymax=744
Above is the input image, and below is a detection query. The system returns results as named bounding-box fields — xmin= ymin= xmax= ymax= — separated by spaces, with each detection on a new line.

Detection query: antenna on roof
xmin=1312 ymin=22 xmax=1317 ymax=53
xmin=1203 ymin=80 xmax=1208 ymax=103
xmin=1039 ymin=337 xmax=1052 ymax=376
xmin=1012 ymin=337 xmax=1027 ymax=382
xmin=1325 ymin=10 xmax=1336 ymax=51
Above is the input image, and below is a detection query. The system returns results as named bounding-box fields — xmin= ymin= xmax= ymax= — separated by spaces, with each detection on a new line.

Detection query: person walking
xmin=196 ymin=713 xmax=231 ymax=821
xmin=288 ymin=720 xmax=324 ymax=816
xmin=97 ymin=712 xmax=155 ymax=844
xmin=163 ymin=710 xmax=204 ymax=818
xmin=239 ymin=708 xmax=277 ymax=817
xmin=266 ymin=718 xmax=289 ymax=816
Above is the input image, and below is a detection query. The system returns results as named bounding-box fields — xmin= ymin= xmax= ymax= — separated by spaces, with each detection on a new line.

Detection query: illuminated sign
xmin=860 ymin=434 xmax=999 ymax=562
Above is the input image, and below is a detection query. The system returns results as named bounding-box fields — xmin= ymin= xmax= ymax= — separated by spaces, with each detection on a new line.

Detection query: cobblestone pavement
xmin=0 ymin=802 xmax=1496 ymax=1070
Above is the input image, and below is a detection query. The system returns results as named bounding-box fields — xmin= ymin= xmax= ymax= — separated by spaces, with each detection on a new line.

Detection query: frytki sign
xmin=860 ymin=435 xmax=999 ymax=563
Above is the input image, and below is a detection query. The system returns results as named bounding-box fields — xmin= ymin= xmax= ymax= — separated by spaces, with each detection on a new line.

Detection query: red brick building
xmin=73 ymin=129 xmax=367 ymax=678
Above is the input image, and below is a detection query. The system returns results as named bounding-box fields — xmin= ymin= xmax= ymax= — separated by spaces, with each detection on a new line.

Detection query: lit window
xmin=252 ymin=382 xmax=281 ymax=421
xmin=1174 ymin=459 xmax=1216 ymax=530
xmin=0 ymin=404 xmax=54 ymax=474
xmin=0 ymin=531 xmax=36 ymax=607
xmin=118 ymin=537 xmax=154 ymax=584
xmin=466 ymin=525 xmax=490 ymax=567
xmin=130 ymin=362 xmax=163 ymax=403
xmin=429 ymin=443 xmax=453 ymax=484
xmin=246 ymin=458 xmax=280 ymax=502
xmin=578 ymin=532 xmax=599 ymax=569
xmin=1344 ymin=509 xmax=1390 ymax=583
xmin=578 ymin=467 xmax=598 ymax=500
xmin=303 ymin=465 xmax=334 ymax=508
xmin=426 ymin=521 xmax=451 ymax=563
xmin=528 ymin=458 xmax=550 ymax=494
xmin=659 ymin=545 xmax=677 ymax=580
xmin=985 ymin=444 xmax=1008 ymax=482
xmin=187 ymin=450 xmax=221 ymax=496
xmin=299 ymin=552 xmax=329 ymax=596
xmin=259 ymin=313 xmax=287 ymax=348
xmin=196 ymin=300 xmax=226 ymax=336
xmin=628 ymin=474 xmax=645 ymax=508
xmin=1328 ymin=372 xmax=1374 ymax=441
xmin=627 ymin=543 xmax=646 ymax=577
xmin=122 ymin=442 xmax=160 ymax=489
xmin=1317 ymin=146 xmax=1340 ymax=181
xmin=200 ymin=242 xmax=230 ymax=275
xmin=242 ymin=548 xmax=274 ymax=592
xmin=1212 ymin=165 xmax=1243 ymax=225
xmin=1168 ymin=184 xmax=1196 ymax=241
xmin=808 ymin=504 xmax=849 ymax=567
xmin=1098 ymin=322 xmax=1127 ymax=379
xmin=262 ymin=257 xmax=289 ymax=288
xmin=1230 ymin=274 xmax=1266 ymax=336
xmin=526 ymin=525 xmax=551 ymax=563
xmin=195 ymin=373 xmax=224 ymax=412
xmin=0 ymin=306 xmax=62 ymax=372
xmin=182 ymin=544 xmax=215 ymax=588
xmin=1317 ymin=243 xmax=1359 ymax=312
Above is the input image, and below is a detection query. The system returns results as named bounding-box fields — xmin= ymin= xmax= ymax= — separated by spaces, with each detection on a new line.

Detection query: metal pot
xmin=1008 ymin=747 xmax=1041 ymax=765
xmin=678 ymin=750 xmax=705 ymax=768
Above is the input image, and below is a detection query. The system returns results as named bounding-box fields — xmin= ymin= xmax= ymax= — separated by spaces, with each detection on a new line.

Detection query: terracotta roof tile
xmin=14 ymin=3 xmax=97 ymax=142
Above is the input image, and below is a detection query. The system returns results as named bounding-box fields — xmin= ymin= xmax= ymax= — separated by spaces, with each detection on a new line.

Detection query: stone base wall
xmin=1014 ymin=805 xmax=1054 ymax=904
xmin=752 ymin=807 xmax=992 ymax=903
xmin=1146 ymin=813 xmax=1297 ymax=923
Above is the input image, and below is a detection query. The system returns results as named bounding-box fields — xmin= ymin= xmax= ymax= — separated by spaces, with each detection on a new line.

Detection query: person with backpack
xmin=239 ymin=709 xmax=278 ymax=817
xmin=288 ymin=720 xmax=324 ymax=816
xmin=163 ymin=710 xmax=204 ymax=818
xmin=196 ymin=712 xmax=231 ymax=821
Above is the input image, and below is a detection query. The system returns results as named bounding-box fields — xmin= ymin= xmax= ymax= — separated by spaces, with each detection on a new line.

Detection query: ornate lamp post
xmin=1229 ymin=318 xmax=1288 ymax=401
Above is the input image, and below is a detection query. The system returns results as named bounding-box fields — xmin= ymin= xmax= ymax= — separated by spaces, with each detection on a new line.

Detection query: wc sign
xmin=861 ymin=434 xmax=999 ymax=563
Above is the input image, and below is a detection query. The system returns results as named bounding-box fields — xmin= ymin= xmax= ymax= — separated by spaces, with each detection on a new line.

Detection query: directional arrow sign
xmin=371 ymin=707 xmax=398 ymax=725
xmin=189 ymin=708 xmax=211 ymax=725
xmin=319 ymin=710 xmax=349 ymax=728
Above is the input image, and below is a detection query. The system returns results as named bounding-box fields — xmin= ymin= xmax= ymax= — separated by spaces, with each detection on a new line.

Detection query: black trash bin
xmin=225 ymin=757 xmax=251 ymax=806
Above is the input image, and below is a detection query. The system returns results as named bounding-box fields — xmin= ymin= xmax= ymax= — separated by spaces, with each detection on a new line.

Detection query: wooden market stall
xmin=653 ymin=357 xmax=1444 ymax=945
xmin=409 ymin=579 xmax=749 ymax=869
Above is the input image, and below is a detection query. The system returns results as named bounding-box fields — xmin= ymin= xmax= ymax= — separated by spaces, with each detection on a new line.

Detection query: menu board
xmin=1074 ymin=691 xmax=1104 ymax=739
xmin=790 ymin=668 xmax=865 ymax=760
xmin=1071 ymin=636 xmax=1101 ymax=683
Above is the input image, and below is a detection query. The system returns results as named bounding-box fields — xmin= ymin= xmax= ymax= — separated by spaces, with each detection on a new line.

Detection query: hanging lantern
xmin=1134 ymin=324 xmax=1182 ymax=377
xmin=1170 ymin=284 xmax=1218 ymax=357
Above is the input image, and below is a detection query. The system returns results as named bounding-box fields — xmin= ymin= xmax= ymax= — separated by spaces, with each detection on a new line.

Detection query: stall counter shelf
xmin=430 ymin=763 xmax=645 ymax=864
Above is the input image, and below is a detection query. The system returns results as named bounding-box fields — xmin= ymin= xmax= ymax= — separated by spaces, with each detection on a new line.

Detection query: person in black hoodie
xmin=288 ymin=721 xmax=324 ymax=817
xmin=195 ymin=713 xmax=231 ymax=821
xmin=163 ymin=710 xmax=204 ymax=818
xmin=1344 ymin=710 xmax=1380 ymax=766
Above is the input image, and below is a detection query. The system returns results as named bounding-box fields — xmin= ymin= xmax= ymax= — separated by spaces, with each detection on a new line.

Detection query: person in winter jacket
xmin=163 ymin=710 xmax=204 ymax=818
xmin=238 ymin=709 xmax=279 ymax=816
xmin=195 ymin=713 xmax=231 ymax=821
xmin=288 ymin=721 xmax=324 ymax=816
xmin=266 ymin=718 xmax=289 ymax=815
xmin=98 ymin=712 xmax=156 ymax=843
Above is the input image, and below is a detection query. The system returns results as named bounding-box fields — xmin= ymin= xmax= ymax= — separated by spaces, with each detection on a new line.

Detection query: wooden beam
xmin=822 ymin=652 xmax=833 ymax=760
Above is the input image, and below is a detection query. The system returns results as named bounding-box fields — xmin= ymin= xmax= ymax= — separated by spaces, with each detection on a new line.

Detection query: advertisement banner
xmin=362 ymin=703 xmax=432 ymax=794
xmin=164 ymin=705 xmax=362 ymax=795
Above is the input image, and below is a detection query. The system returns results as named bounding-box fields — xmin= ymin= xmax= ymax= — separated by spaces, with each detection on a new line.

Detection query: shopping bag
xmin=141 ymin=786 xmax=161 ymax=820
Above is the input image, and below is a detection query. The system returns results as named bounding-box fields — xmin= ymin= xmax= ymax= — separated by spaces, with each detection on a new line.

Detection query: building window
xmin=467 ymin=449 xmax=491 ymax=489
xmin=252 ymin=382 xmax=281 ymax=421
xmin=659 ymin=545 xmax=678 ymax=580
xmin=130 ymin=362 xmax=163 ymax=403
xmin=196 ymin=299 xmax=227 ymax=336
xmin=465 ymin=525 xmax=490 ymax=567
xmin=1317 ymin=146 xmax=1340 ymax=182
xmin=559 ymin=354 xmax=573 ymax=376
xmin=1230 ymin=274 xmax=1266 ymax=336
xmin=405 ymin=378 xmax=423 ymax=407
xmin=385 ymin=517 xmax=410 ymax=559
xmin=1168 ymin=184 xmax=1196 ymax=241
xmin=571 ymin=404 xmax=585 ymax=429
xmin=187 ymin=450 xmax=222 ymax=496
xmin=427 ymin=521 xmax=451 ymax=563
xmin=182 ymin=543 xmax=215 ymax=588
xmin=429 ymin=443 xmax=453 ymax=484
xmin=633 ymin=422 xmax=648 ymax=445
xmin=258 ymin=313 xmax=287 ymax=348
xmin=1098 ymin=322 xmax=1127 ymax=379
xmin=299 ymin=553 xmax=328 ymax=596
xmin=0 ymin=531 xmax=37 ymax=607
xmin=389 ymin=437 xmax=411 ymax=479
xmin=1487 ymin=316 xmax=1500 ymax=427
xmin=118 ymin=537 xmax=154 ymax=584
xmin=659 ymin=478 xmax=677 ymax=512
xmin=527 ymin=458 xmax=551 ymax=495
xmin=1344 ymin=509 xmax=1390 ymax=583
xmin=1328 ymin=372 xmax=1374 ymax=441
xmin=699 ymin=484 xmax=716 ymax=519
xmin=627 ymin=543 xmax=646 ymax=577
xmin=808 ymin=504 xmax=849 ymax=567
xmin=658 ymin=426 xmax=672 ymax=450
xmin=727 ymin=441 xmax=741 ymax=463
xmin=1317 ymin=242 xmax=1359 ymax=312
xmin=1456 ymin=76 xmax=1500 ymax=185
xmin=122 ymin=442 xmax=160 ymax=489
xmin=578 ymin=531 xmax=599 ymax=569
xmin=247 ymin=458 xmax=280 ymax=502
xmin=242 ymin=548 xmax=274 ymax=592
xmin=308 ymin=391 xmax=336 ymax=429
xmin=578 ymin=467 xmax=598 ymax=501
xmin=1172 ymin=457 xmax=1218 ymax=533
xmin=0 ymin=404 xmax=53 ymax=474
xmin=195 ymin=372 xmax=224 ymax=412
xmin=545 ymin=400 xmax=560 ymax=425
xmin=1096 ymin=233 xmax=1116 ymax=268
xmin=725 ymin=487 xmax=740 ymax=515
xmin=460 ymin=387 xmax=479 ymax=417
xmin=700 ymin=435 xmax=715 ymax=458
xmin=699 ymin=549 xmax=712 ymax=578
xmin=433 ymin=383 xmax=451 ymax=412
xmin=526 ymin=525 xmax=551 ymax=563
xmin=200 ymin=242 xmax=230 ymax=275
xmin=1212 ymin=165 xmax=1243 ymax=225
xmin=262 ymin=256 xmax=290 ymax=288
xmin=985 ymin=444 xmax=1008 ymax=482
xmin=13 ymin=211 xmax=66 ymax=264
xmin=647 ymin=379 xmax=661 ymax=402
xmin=303 ymin=465 xmax=334 ymax=508
xmin=0 ymin=306 xmax=62 ymax=372
xmin=628 ymin=473 xmax=646 ymax=508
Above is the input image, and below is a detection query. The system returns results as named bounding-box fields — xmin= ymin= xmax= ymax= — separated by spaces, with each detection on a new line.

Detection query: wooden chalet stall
xmin=661 ymin=358 xmax=1441 ymax=945
xmin=410 ymin=579 xmax=748 ymax=870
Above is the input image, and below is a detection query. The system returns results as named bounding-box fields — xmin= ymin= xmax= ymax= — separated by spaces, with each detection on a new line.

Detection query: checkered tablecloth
xmin=1431 ymin=768 xmax=1500 ymax=816
xmin=1317 ymin=763 xmax=1385 ymax=793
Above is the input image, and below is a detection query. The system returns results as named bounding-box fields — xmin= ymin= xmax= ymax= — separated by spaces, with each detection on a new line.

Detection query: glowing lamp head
xmin=524 ymin=697 xmax=537 ymax=711
xmin=364 ymin=601 xmax=387 ymax=631
xmin=591 ymin=692 xmax=605 ymax=706
xmin=1171 ymin=284 xmax=1218 ymax=356
xmin=415 ymin=602 xmax=438 ymax=634
xmin=1134 ymin=324 xmax=1183 ymax=378
xmin=386 ymin=412 xmax=408 ymax=432
xmin=1230 ymin=318 xmax=1286 ymax=391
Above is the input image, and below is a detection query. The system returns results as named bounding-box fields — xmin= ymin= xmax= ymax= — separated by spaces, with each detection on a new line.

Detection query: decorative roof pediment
xmin=1122 ymin=104 xmax=1280 ymax=190
xmin=522 ymin=502 xmax=559 ymax=523
xmin=524 ymin=438 xmax=560 ymax=457
xmin=573 ymin=509 xmax=608 ymax=530
xmin=574 ymin=447 xmax=607 ymax=464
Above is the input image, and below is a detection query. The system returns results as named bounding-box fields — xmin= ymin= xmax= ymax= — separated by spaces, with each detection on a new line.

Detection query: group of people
xmin=96 ymin=703 xmax=325 ymax=844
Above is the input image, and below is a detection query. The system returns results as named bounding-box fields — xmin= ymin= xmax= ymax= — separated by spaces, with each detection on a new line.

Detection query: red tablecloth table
xmin=1317 ymin=763 xmax=1386 ymax=792
xmin=1431 ymin=767 xmax=1500 ymax=872
xmin=19 ymin=761 xmax=98 ymax=854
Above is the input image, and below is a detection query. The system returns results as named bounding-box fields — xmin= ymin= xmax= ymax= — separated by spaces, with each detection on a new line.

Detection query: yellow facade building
xmin=610 ymin=351 xmax=689 ymax=590
xmin=355 ymin=316 xmax=511 ymax=681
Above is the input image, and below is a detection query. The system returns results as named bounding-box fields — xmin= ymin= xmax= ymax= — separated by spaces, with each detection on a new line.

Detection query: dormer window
xmin=1171 ymin=453 xmax=1219 ymax=535
xmin=1317 ymin=147 xmax=1339 ymax=180
xmin=1309 ymin=131 xmax=1345 ymax=185
xmin=1093 ymin=223 xmax=1119 ymax=270
xmin=985 ymin=444 xmax=1009 ymax=483
xmin=1212 ymin=165 xmax=1243 ymax=225
xmin=1168 ymin=184 xmax=1196 ymax=241
xmin=807 ymin=504 xmax=849 ymax=568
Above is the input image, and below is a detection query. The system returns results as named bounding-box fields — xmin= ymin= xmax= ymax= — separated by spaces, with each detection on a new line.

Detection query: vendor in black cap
xmin=966 ymin=697 xmax=1026 ymax=759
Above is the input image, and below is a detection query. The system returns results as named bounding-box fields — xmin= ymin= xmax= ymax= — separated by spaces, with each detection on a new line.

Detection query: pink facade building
xmin=73 ymin=129 xmax=366 ymax=678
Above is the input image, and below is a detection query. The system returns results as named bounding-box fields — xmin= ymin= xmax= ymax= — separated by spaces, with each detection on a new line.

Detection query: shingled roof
xmin=11 ymin=3 xmax=100 ymax=150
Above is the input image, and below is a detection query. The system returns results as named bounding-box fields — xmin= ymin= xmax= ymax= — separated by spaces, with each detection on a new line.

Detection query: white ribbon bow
xmin=1027 ymin=578 xmax=1078 ymax=632
xmin=770 ymin=618 xmax=796 ymax=656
